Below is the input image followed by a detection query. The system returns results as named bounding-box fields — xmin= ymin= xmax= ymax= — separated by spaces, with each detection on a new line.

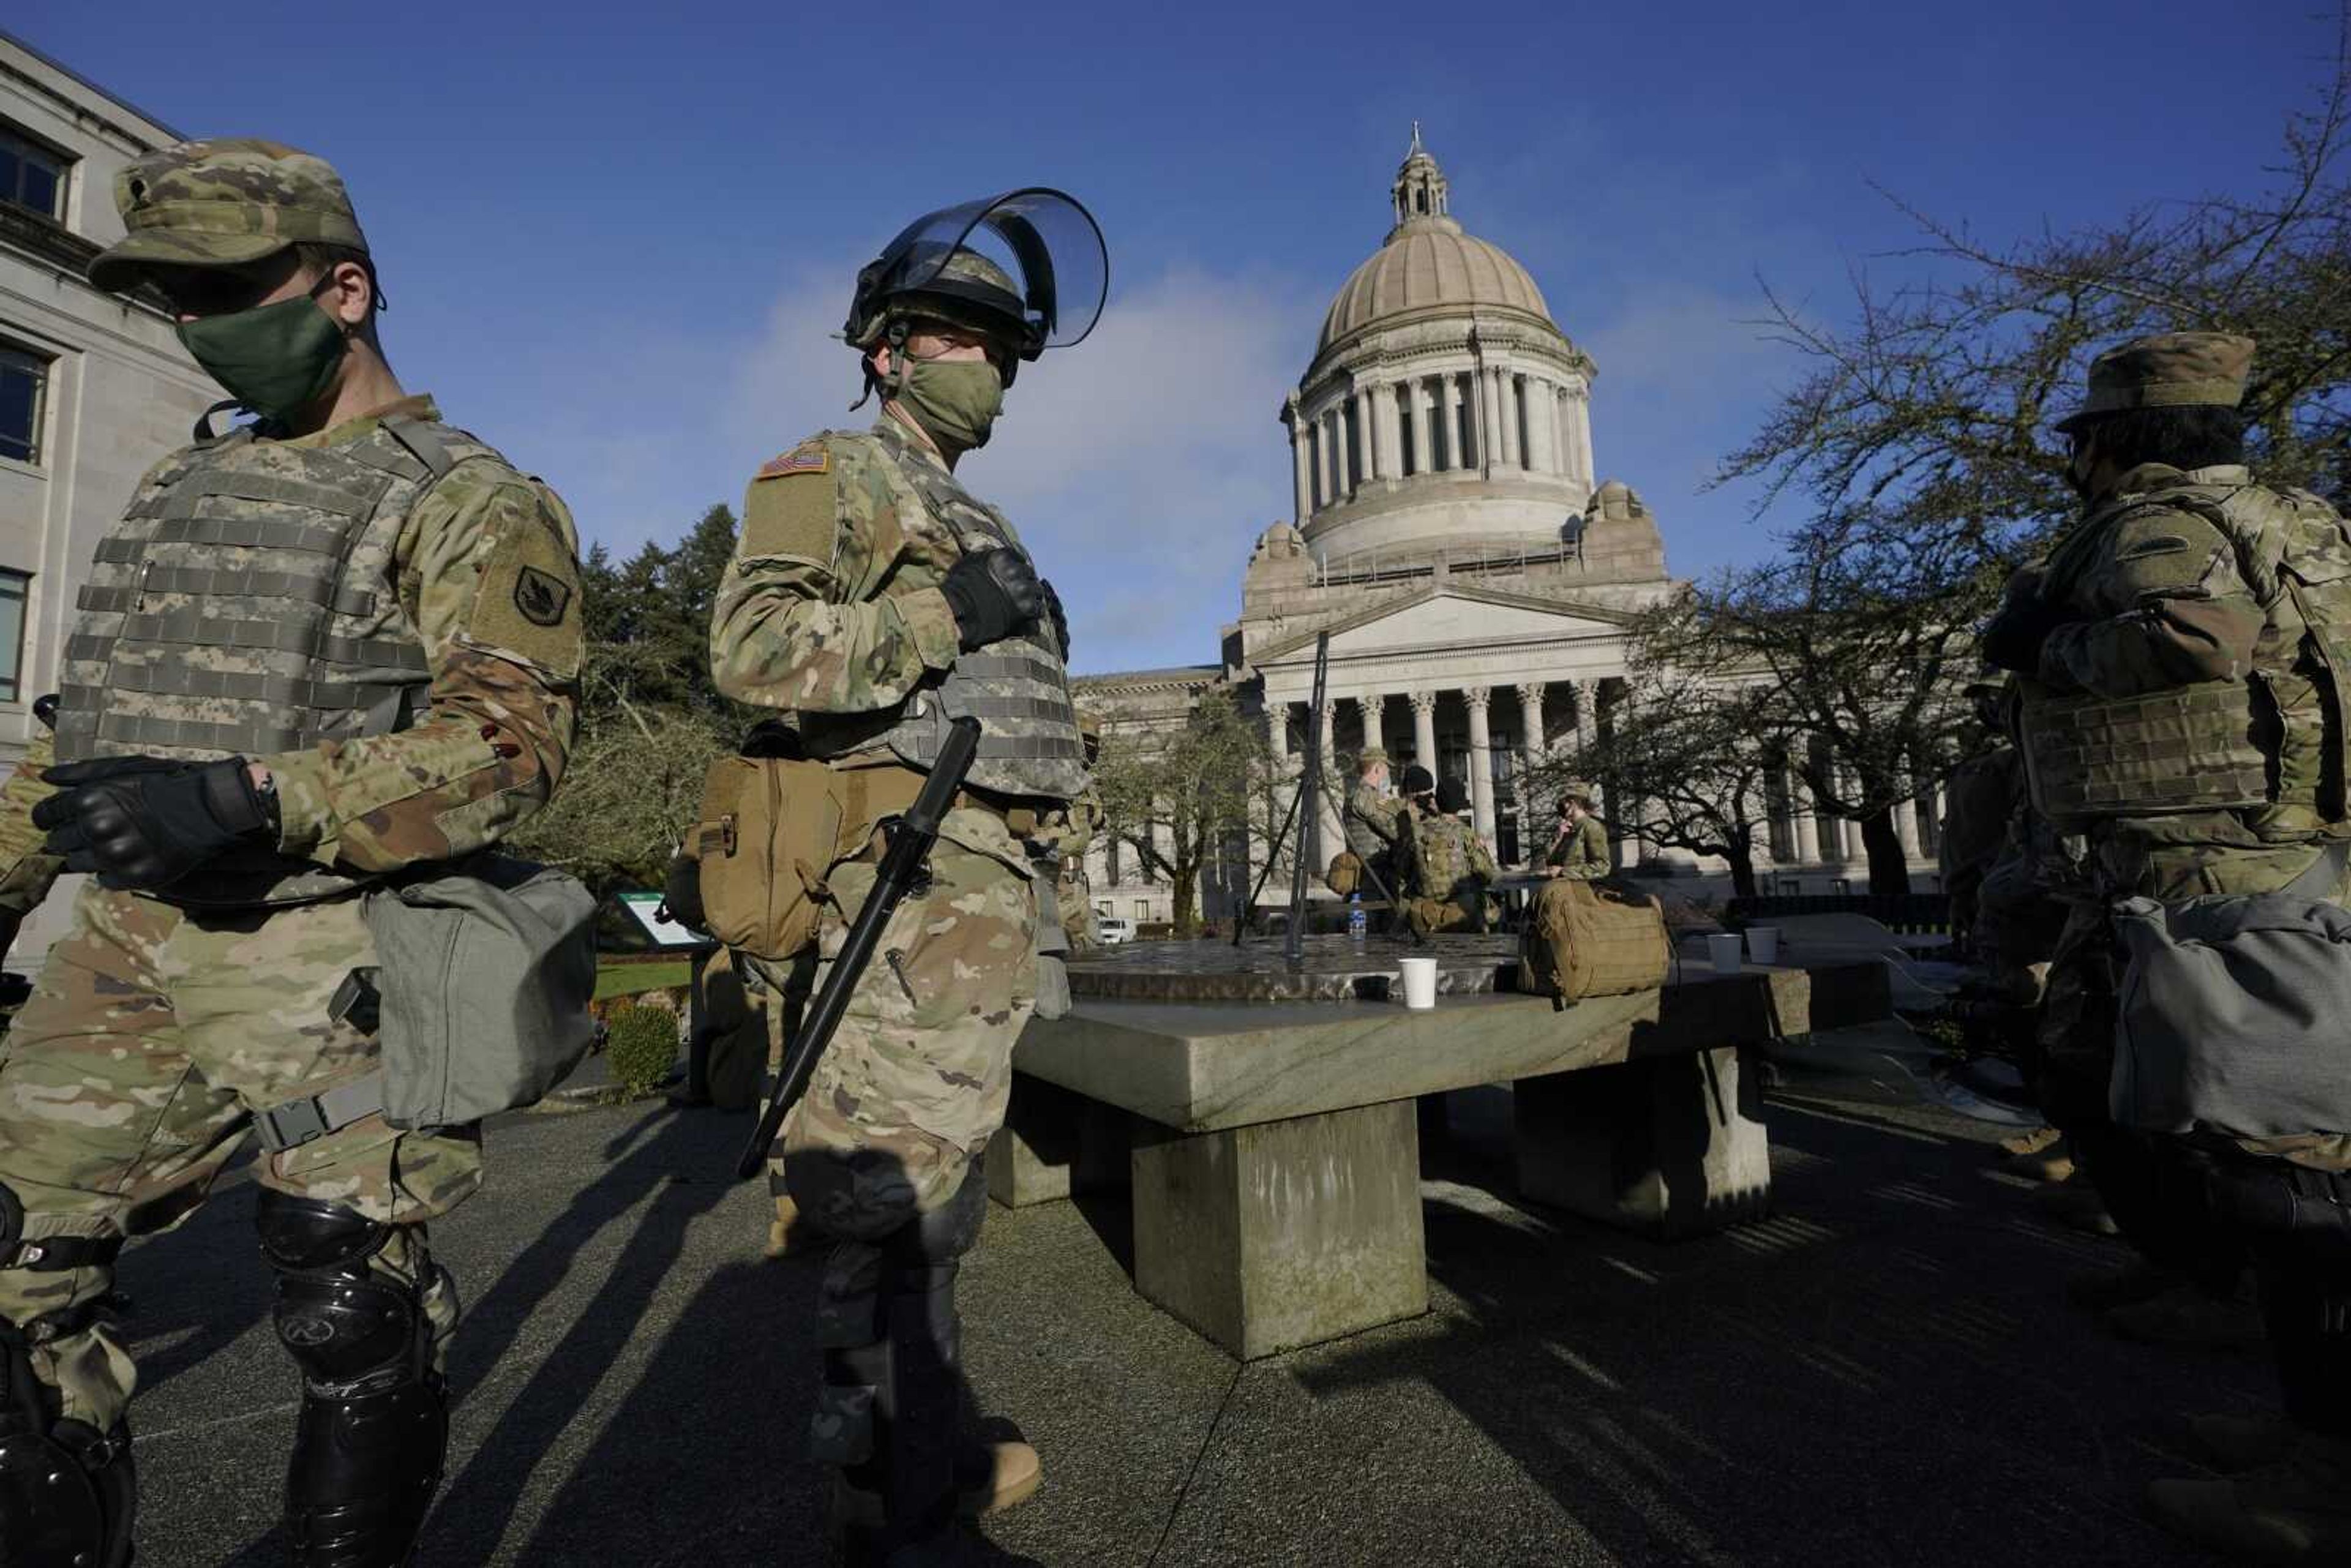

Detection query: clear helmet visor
xmin=867 ymin=187 xmax=1108 ymax=352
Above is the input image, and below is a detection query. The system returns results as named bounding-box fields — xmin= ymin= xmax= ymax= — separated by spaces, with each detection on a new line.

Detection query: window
xmin=0 ymin=571 xmax=28 ymax=703
xmin=0 ymin=129 xmax=66 ymax=221
xmin=0 ymin=347 xmax=46 ymax=465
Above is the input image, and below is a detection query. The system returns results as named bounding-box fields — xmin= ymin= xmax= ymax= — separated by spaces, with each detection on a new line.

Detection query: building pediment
xmin=1254 ymin=584 xmax=1633 ymax=667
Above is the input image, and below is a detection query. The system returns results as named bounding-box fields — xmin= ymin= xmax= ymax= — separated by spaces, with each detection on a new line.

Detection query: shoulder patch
xmin=756 ymin=441 xmax=830 ymax=481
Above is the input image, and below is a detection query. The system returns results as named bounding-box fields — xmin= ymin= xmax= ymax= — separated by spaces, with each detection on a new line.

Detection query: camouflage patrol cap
xmin=2054 ymin=331 xmax=2255 ymax=434
xmin=1558 ymin=779 xmax=1597 ymax=806
xmin=88 ymin=138 xmax=369 ymax=294
xmin=1357 ymin=746 xmax=1389 ymax=768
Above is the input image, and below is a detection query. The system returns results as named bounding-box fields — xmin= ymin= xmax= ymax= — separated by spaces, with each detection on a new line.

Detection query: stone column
xmin=1523 ymin=377 xmax=1555 ymax=473
xmin=1464 ymin=686 xmax=1497 ymax=850
xmin=1316 ymin=699 xmax=1343 ymax=875
xmin=1790 ymin=766 xmax=1820 ymax=865
xmin=1410 ymin=378 xmax=1433 ymax=475
xmin=1410 ymin=689 xmax=1439 ymax=775
xmin=1517 ymin=681 xmax=1548 ymax=858
xmin=1384 ymin=382 xmax=1408 ymax=480
xmin=1477 ymin=369 xmax=1500 ymax=473
xmin=1325 ymin=409 xmax=1347 ymax=500
xmin=1567 ymin=385 xmax=1595 ymax=487
xmin=1355 ymin=693 xmax=1385 ymax=755
xmin=1289 ymin=410 xmax=1311 ymax=521
xmin=1441 ymin=375 xmax=1463 ymax=470
xmin=1573 ymin=679 xmax=1599 ymax=750
xmin=1353 ymin=386 xmax=1377 ymax=483
xmin=1499 ymin=370 xmax=1522 ymax=468
xmin=1894 ymin=778 xmax=1922 ymax=864
xmin=1552 ymin=386 xmax=1570 ymax=483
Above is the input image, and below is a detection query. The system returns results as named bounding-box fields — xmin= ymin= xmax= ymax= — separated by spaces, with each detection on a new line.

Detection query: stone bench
xmin=999 ymin=942 xmax=1883 ymax=1359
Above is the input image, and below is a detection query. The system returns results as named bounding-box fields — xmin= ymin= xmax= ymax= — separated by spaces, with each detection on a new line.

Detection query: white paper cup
xmin=1706 ymin=932 xmax=1745 ymax=975
xmin=1746 ymin=926 xmax=1780 ymax=964
xmin=1399 ymin=955 xmax=1439 ymax=1010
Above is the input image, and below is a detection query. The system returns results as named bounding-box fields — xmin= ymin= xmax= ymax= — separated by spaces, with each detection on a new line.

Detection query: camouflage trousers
xmin=743 ymin=838 xmax=1036 ymax=1468
xmin=0 ymin=882 xmax=478 ymax=1430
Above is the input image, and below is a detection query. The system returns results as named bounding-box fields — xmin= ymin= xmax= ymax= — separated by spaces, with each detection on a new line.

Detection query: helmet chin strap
xmin=849 ymin=318 xmax=915 ymax=412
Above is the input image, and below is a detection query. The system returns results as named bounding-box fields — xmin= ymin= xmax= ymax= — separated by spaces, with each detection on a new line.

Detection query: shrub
xmin=604 ymin=1002 xmax=678 ymax=1098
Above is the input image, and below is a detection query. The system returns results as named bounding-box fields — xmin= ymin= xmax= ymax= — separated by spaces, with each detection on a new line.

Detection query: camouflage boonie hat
xmin=2054 ymin=331 xmax=2254 ymax=434
xmin=1357 ymin=746 xmax=1389 ymax=768
xmin=88 ymin=138 xmax=369 ymax=294
xmin=1558 ymin=779 xmax=1597 ymax=806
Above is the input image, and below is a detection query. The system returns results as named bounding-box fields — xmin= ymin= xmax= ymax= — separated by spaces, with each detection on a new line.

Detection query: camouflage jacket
xmin=1937 ymin=745 xmax=2021 ymax=898
xmin=710 ymin=414 xmax=1066 ymax=874
xmin=1545 ymin=816 xmax=1609 ymax=880
xmin=1409 ymin=811 xmax=1497 ymax=902
xmin=1344 ymin=779 xmax=1405 ymax=861
xmin=0 ymin=396 xmax=581 ymax=910
xmin=2023 ymin=461 xmax=2349 ymax=900
xmin=0 ymin=732 xmax=57 ymax=920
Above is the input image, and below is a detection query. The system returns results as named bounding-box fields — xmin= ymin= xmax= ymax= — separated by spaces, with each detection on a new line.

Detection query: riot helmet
xmin=846 ymin=187 xmax=1107 ymax=391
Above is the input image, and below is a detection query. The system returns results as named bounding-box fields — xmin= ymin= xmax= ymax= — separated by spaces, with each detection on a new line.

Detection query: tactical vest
xmin=54 ymin=413 xmax=493 ymax=905
xmin=2019 ymin=473 xmax=2351 ymax=831
xmin=813 ymin=426 xmax=1088 ymax=801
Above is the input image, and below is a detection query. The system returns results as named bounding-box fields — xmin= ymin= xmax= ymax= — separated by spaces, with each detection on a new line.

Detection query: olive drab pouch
xmin=1326 ymin=850 xmax=1363 ymax=898
xmin=2112 ymin=881 xmax=2351 ymax=1139
xmin=362 ymin=855 xmax=599 ymax=1128
xmin=691 ymin=755 xmax=842 ymax=962
xmin=1518 ymin=879 xmax=1670 ymax=1007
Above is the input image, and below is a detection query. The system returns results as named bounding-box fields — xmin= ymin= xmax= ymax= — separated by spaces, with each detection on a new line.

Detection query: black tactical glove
xmin=941 ymin=548 xmax=1046 ymax=651
xmin=1040 ymin=578 xmax=1071 ymax=659
xmin=1978 ymin=596 xmax=2072 ymax=674
xmin=35 ymin=756 xmax=278 ymax=890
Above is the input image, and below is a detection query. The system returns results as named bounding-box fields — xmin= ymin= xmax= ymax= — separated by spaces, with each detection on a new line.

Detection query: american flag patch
xmin=756 ymin=445 xmax=829 ymax=480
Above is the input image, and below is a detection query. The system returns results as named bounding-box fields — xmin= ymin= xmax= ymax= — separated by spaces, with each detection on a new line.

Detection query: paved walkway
xmin=116 ymin=1067 xmax=2254 ymax=1566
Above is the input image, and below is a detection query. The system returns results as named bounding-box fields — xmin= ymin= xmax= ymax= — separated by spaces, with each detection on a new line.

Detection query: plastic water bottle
xmin=1348 ymin=894 xmax=1367 ymax=944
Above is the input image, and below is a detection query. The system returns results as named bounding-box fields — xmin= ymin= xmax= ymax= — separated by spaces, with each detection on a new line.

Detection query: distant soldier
xmin=0 ymin=140 xmax=583 ymax=1566
xmin=1937 ymin=683 xmax=2017 ymax=956
xmin=1406 ymin=776 xmax=1499 ymax=935
xmin=708 ymin=190 xmax=1106 ymax=1562
xmin=1544 ymin=782 xmax=1609 ymax=880
xmin=1983 ymin=331 xmax=2351 ymax=1559
xmin=1052 ymin=716 xmax=1105 ymax=951
xmin=1343 ymin=746 xmax=1408 ymax=906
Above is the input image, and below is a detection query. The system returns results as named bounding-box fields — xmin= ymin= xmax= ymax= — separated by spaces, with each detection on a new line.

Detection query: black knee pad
xmin=0 ymin=1318 xmax=135 ymax=1568
xmin=256 ymin=1187 xmax=395 ymax=1274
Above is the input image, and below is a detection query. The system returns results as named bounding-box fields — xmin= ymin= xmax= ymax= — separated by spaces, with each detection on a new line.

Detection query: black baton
xmin=733 ymin=716 xmax=983 ymax=1180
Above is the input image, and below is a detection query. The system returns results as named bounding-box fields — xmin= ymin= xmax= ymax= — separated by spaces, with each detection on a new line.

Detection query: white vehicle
xmin=1094 ymin=915 xmax=1136 ymax=945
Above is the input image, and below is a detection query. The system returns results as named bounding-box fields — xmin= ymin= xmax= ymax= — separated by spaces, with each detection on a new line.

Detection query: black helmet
xmin=1435 ymin=776 xmax=1471 ymax=814
xmin=845 ymin=187 xmax=1107 ymax=385
xmin=1399 ymin=764 xmax=1436 ymax=798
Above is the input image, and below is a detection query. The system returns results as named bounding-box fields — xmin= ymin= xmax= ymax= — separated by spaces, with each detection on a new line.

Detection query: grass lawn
xmin=594 ymin=959 xmax=693 ymax=1002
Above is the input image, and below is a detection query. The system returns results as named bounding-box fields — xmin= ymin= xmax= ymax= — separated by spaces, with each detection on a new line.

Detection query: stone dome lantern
xmin=1282 ymin=126 xmax=1600 ymax=569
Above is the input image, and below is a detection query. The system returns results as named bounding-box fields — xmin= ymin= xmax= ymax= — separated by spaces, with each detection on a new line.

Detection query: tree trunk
xmin=1726 ymin=842 xmax=1760 ymax=899
xmin=1859 ymin=806 xmax=1910 ymax=895
xmin=1171 ymin=865 xmax=1199 ymax=937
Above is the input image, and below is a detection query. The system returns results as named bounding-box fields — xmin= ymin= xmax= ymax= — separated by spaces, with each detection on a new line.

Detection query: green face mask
xmin=898 ymin=356 xmax=1006 ymax=458
xmin=174 ymin=290 xmax=348 ymax=425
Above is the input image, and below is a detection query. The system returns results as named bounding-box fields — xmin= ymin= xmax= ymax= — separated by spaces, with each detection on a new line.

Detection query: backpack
xmin=1518 ymin=879 xmax=1670 ymax=1007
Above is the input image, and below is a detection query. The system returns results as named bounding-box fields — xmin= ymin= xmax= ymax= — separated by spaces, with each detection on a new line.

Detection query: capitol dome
xmin=1280 ymin=129 xmax=1600 ymax=566
xmin=1318 ymin=211 xmax=1554 ymax=354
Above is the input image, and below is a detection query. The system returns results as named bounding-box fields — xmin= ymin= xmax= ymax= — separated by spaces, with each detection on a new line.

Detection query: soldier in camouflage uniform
xmin=1343 ymin=747 xmax=1407 ymax=909
xmin=1405 ymin=776 xmax=1498 ymax=935
xmin=0 ymin=141 xmax=582 ymax=1568
xmin=1051 ymin=717 xmax=1104 ymax=952
xmin=1544 ymin=781 xmax=1609 ymax=880
xmin=709 ymin=190 xmax=1105 ymax=1565
xmin=1983 ymin=332 xmax=2351 ymax=1559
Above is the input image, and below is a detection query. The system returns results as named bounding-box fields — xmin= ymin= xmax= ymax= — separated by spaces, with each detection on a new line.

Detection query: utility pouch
xmin=1326 ymin=850 xmax=1363 ymax=897
xmin=2110 ymin=846 xmax=2351 ymax=1138
xmin=691 ymin=756 xmax=931 ymax=962
xmin=361 ymin=855 xmax=598 ymax=1128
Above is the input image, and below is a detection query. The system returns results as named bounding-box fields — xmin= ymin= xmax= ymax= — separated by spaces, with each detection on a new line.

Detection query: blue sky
xmin=12 ymin=1 xmax=2331 ymax=673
